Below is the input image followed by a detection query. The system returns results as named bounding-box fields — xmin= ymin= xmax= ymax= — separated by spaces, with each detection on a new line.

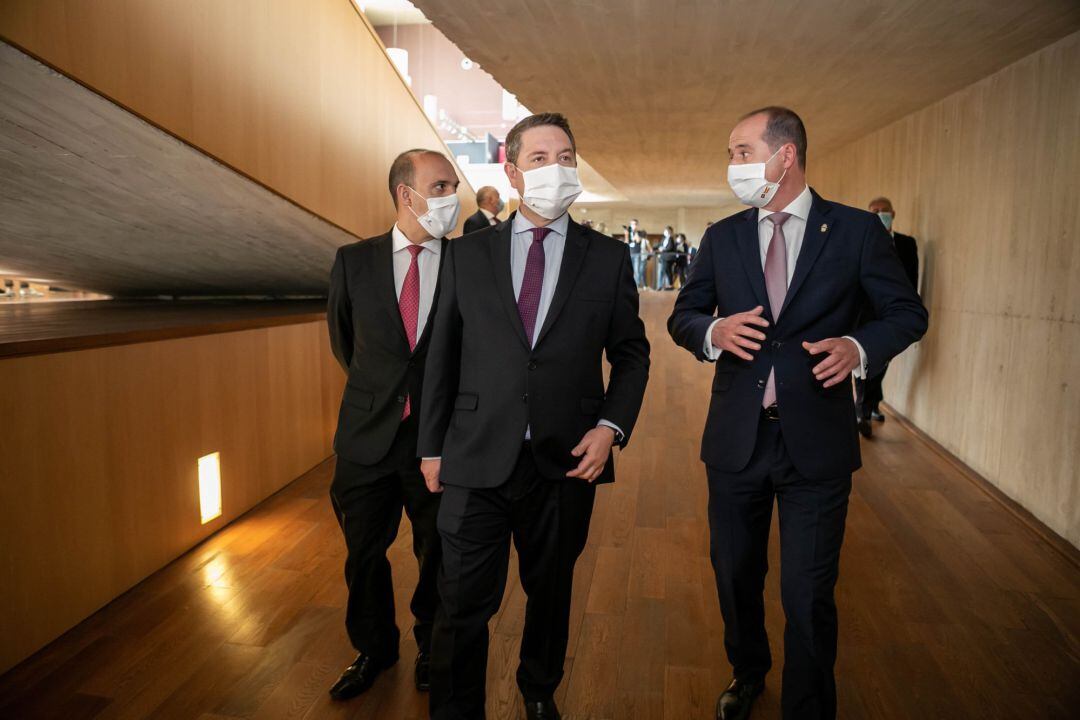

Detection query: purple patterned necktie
xmin=762 ymin=212 xmax=790 ymax=408
xmin=517 ymin=227 xmax=551 ymax=344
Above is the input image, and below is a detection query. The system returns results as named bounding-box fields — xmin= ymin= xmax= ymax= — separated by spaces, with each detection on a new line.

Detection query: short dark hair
xmin=868 ymin=196 xmax=893 ymax=209
xmin=740 ymin=106 xmax=807 ymax=168
xmin=505 ymin=112 xmax=576 ymax=165
xmin=388 ymin=148 xmax=443 ymax=208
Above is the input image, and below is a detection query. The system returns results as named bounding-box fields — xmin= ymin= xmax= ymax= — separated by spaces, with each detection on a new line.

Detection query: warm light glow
xmin=198 ymin=452 xmax=222 ymax=524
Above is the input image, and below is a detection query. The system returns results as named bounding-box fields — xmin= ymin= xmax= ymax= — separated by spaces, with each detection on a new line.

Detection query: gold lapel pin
xmin=820 ymin=223 xmax=828 ymax=233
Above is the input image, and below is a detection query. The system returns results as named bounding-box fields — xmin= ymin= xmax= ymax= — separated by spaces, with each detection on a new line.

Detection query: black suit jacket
xmin=893 ymin=231 xmax=919 ymax=291
xmin=462 ymin=209 xmax=495 ymax=235
xmin=418 ymin=213 xmax=650 ymax=489
xmin=667 ymin=190 xmax=928 ymax=480
xmin=327 ymin=231 xmax=446 ymax=467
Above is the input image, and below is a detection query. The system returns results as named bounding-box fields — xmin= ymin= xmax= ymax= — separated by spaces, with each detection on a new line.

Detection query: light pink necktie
xmin=762 ymin=212 xmax=791 ymax=408
xmin=398 ymin=244 xmax=423 ymax=420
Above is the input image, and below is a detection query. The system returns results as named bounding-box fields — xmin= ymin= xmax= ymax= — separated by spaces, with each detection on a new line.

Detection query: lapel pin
xmin=820 ymin=223 xmax=828 ymax=233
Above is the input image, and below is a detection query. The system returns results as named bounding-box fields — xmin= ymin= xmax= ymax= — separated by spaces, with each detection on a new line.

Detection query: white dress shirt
xmin=480 ymin=208 xmax=498 ymax=225
xmin=511 ymin=211 xmax=624 ymax=441
xmin=703 ymin=185 xmax=867 ymax=377
xmin=392 ymin=224 xmax=441 ymax=340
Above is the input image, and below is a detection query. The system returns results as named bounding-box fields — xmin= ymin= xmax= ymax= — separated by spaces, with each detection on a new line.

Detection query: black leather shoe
xmin=871 ymin=409 xmax=885 ymax=422
xmin=858 ymin=416 xmax=873 ymax=438
xmin=716 ymin=677 xmax=764 ymax=720
xmin=414 ymin=650 xmax=430 ymax=692
xmin=329 ymin=653 xmax=397 ymax=701
xmin=524 ymin=698 xmax=561 ymax=720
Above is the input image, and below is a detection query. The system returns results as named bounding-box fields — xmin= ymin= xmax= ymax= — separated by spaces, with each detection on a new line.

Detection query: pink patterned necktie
xmin=517 ymin=227 xmax=551 ymax=344
xmin=762 ymin=212 xmax=791 ymax=408
xmin=399 ymin=244 xmax=423 ymax=420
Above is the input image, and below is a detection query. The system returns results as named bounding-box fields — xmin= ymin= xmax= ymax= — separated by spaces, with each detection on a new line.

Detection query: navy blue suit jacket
xmin=668 ymin=189 xmax=928 ymax=479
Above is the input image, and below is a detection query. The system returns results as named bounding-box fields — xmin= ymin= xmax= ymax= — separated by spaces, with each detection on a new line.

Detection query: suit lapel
xmin=489 ymin=215 xmax=532 ymax=349
xmin=779 ymin=189 xmax=834 ymax=319
xmin=413 ymin=237 xmax=448 ymax=352
xmin=533 ymin=217 xmax=588 ymax=349
xmin=374 ymin=232 xmax=410 ymax=347
xmin=735 ymin=208 xmax=772 ymax=321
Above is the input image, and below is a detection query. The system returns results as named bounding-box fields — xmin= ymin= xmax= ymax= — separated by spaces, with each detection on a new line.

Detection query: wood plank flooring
xmin=1 ymin=293 xmax=1077 ymax=719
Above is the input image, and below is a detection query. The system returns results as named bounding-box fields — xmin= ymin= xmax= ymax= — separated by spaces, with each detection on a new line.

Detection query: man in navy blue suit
xmin=668 ymin=107 xmax=927 ymax=720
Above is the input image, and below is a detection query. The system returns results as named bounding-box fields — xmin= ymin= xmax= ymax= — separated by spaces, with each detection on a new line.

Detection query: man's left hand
xmin=803 ymin=338 xmax=861 ymax=388
xmin=566 ymin=426 xmax=616 ymax=482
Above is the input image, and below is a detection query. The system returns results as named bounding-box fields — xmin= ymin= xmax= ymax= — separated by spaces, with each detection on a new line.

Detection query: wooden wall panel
xmin=0 ymin=0 xmax=476 ymax=239
xmin=0 ymin=321 xmax=346 ymax=673
xmin=812 ymin=31 xmax=1080 ymax=548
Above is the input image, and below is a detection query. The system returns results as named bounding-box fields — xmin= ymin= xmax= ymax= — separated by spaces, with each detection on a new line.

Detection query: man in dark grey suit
xmin=418 ymin=113 xmax=650 ymax=720
xmin=326 ymin=148 xmax=460 ymax=702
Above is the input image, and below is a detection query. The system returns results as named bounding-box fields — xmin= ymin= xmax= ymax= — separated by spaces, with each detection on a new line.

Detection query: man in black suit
xmin=418 ymin=113 xmax=650 ymax=720
xmin=668 ymin=107 xmax=927 ymax=720
xmin=462 ymin=185 xmax=504 ymax=234
xmin=326 ymin=148 xmax=461 ymax=701
xmin=855 ymin=196 xmax=920 ymax=435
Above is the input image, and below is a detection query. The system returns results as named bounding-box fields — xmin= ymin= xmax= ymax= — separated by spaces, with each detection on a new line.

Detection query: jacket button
xmin=528 ymin=361 xmax=537 ymax=370
xmin=772 ymin=341 xmax=783 ymax=349
xmin=756 ymin=379 xmax=765 ymax=388
xmin=396 ymin=395 xmax=405 ymax=403
xmin=522 ymin=393 xmax=528 ymax=402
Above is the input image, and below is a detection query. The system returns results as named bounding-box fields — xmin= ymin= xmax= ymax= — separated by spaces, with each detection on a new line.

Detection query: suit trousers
xmin=706 ymin=414 xmax=851 ymax=720
xmin=854 ymin=365 xmax=887 ymax=419
xmin=330 ymin=414 xmax=442 ymax=661
xmin=429 ymin=443 xmax=596 ymax=719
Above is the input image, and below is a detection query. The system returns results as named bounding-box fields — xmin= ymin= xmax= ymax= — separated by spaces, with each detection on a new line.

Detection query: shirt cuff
xmin=842 ymin=336 xmax=869 ymax=378
xmin=703 ymin=318 xmax=724 ymax=360
xmin=421 ymin=457 xmax=441 ymax=461
xmin=597 ymin=419 xmax=624 ymax=443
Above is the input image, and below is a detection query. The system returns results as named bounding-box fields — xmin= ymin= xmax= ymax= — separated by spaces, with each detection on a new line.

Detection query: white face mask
xmin=406 ymin=187 xmax=461 ymax=238
xmin=514 ymin=163 xmax=583 ymax=220
xmin=727 ymin=146 xmax=788 ymax=208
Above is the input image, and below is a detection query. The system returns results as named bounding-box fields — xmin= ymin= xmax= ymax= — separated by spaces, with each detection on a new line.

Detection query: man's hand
xmin=803 ymin=338 xmax=861 ymax=388
xmin=566 ymin=426 xmax=616 ymax=482
xmin=420 ymin=458 xmax=443 ymax=493
xmin=710 ymin=306 xmax=770 ymax=361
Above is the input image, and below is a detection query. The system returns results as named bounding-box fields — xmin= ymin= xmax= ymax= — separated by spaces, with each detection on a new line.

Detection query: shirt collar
xmin=480 ymin=208 xmax=496 ymax=221
xmin=512 ymin=210 xmax=570 ymax=239
xmin=759 ymin=184 xmax=812 ymax=224
xmin=392 ymin=224 xmax=442 ymax=254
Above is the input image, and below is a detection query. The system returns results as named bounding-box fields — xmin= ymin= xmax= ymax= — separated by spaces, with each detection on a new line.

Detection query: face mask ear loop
xmin=405 ymin=186 xmax=428 ymax=221
xmin=768 ymin=146 xmax=789 ymax=187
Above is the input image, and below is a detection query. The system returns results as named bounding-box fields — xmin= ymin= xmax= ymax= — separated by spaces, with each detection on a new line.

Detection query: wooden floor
xmin=1 ymin=293 xmax=1078 ymax=719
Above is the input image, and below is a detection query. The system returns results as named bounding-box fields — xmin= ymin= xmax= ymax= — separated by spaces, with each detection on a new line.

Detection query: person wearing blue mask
xmin=854 ymin=197 xmax=920 ymax=435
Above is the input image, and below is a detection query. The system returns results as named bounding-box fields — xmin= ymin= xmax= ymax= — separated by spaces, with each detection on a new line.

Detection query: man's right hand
xmin=710 ymin=306 xmax=770 ymax=361
xmin=420 ymin=458 xmax=443 ymax=494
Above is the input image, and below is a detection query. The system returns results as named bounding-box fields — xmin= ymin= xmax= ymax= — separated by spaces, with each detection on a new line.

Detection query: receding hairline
xmin=387 ymin=149 xmax=453 ymax=207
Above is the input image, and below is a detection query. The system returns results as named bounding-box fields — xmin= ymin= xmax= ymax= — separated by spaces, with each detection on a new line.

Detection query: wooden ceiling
xmin=0 ymin=42 xmax=354 ymax=297
xmin=411 ymin=0 xmax=1080 ymax=207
